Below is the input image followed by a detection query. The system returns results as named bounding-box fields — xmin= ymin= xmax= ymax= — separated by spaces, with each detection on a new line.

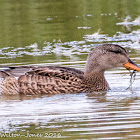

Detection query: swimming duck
xmin=0 ymin=44 xmax=140 ymax=95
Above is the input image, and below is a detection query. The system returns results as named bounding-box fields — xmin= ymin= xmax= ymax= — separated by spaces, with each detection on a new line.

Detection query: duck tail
xmin=0 ymin=71 xmax=11 ymax=79
xmin=0 ymin=71 xmax=19 ymax=95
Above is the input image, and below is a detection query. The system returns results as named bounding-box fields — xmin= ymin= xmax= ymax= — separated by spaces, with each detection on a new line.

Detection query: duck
xmin=0 ymin=44 xmax=140 ymax=95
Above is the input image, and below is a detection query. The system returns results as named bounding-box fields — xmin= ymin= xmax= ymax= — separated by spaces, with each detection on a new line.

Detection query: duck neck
xmin=84 ymin=71 xmax=109 ymax=91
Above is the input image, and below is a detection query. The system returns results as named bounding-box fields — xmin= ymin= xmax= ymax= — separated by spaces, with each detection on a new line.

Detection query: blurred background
xmin=0 ymin=0 xmax=139 ymax=66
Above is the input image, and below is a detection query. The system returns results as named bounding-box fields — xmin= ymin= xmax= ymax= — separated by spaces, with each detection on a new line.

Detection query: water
xmin=0 ymin=0 xmax=140 ymax=139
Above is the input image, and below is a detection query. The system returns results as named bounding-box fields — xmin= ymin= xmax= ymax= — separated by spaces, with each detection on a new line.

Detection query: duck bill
xmin=123 ymin=59 xmax=140 ymax=72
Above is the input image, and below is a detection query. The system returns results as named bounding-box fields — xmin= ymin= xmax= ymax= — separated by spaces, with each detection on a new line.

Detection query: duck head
xmin=84 ymin=44 xmax=140 ymax=76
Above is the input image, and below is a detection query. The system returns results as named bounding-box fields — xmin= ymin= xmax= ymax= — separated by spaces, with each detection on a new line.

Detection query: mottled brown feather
xmin=17 ymin=67 xmax=87 ymax=94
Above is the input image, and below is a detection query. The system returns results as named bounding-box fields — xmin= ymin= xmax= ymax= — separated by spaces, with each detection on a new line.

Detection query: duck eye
xmin=109 ymin=50 xmax=122 ymax=54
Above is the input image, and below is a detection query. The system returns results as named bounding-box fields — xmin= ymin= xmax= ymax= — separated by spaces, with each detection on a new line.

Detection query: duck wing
xmin=18 ymin=66 xmax=85 ymax=94
xmin=3 ymin=66 xmax=84 ymax=77
xmin=3 ymin=66 xmax=36 ymax=77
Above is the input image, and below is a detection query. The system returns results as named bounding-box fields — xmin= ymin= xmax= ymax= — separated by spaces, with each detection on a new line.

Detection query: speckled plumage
xmin=0 ymin=66 xmax=107 ymax=94
xmin=0 ymin=44 xmax=139 ymax=95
